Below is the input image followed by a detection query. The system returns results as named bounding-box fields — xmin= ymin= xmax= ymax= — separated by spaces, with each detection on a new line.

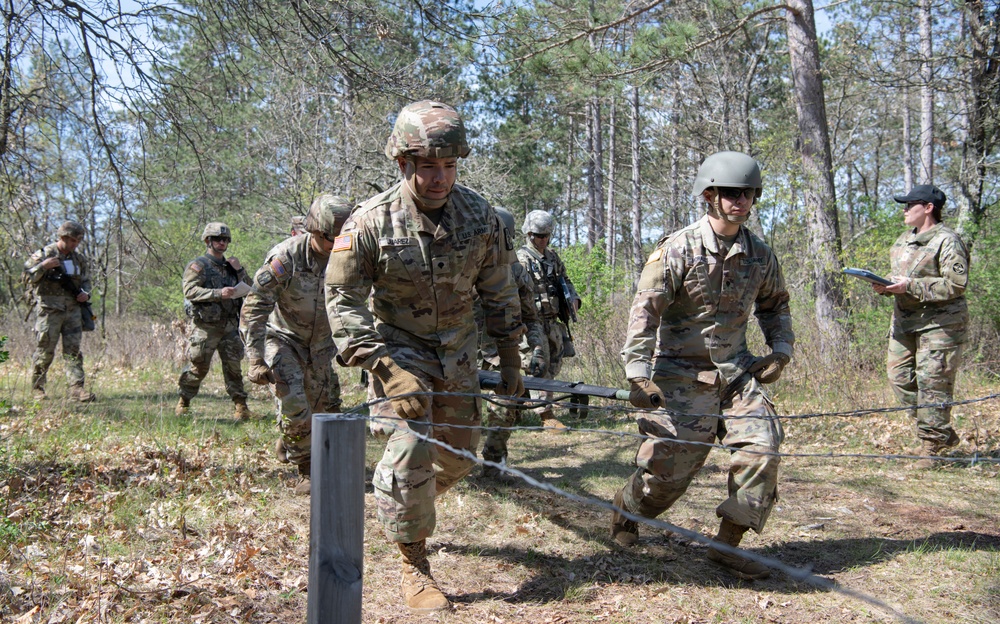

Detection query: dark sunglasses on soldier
xmin=902 ymin=202 xmax=926 ymax=212
xmin=209 ymin=236 xmax=231 ymax=243
xmin=716 ymin=187 xmax=757 ymax=201
xmin=531 ymin=233 xmax=551 ymax=240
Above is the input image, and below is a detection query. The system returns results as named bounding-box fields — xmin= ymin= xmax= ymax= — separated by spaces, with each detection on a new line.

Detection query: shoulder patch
xmin=333 ymin=234 xmax=353 ymax=252
xmin=188 ymin=262 xmax=202 ymax=273
xmin=646 ymin=248 xmax=664 ymax=264
xmin=270 ymin=258 xmax=286 ymax=276
xmin=257 ymin=271 xmax=274 ymax=287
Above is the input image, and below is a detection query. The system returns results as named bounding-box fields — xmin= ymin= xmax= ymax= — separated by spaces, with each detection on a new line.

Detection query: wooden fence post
xmin=307 ymin=413 xmax=365 ymax=623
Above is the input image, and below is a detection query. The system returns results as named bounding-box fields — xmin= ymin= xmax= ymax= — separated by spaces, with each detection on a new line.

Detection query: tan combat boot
xmin=541 ymin=410 xmax=568 ymax=433
xmin=398 ymin=540 xmax=450 ymax=613
xmin=175 ymin=396 xmax=190 ymax=416
xmin=70 ymin=384 xmax=96 ymax=403
xmin=293 ymin=461 xmax=311 ymax=495
xmin=234 ymin=398 xmax=251 ymax=421
xmin=610 ymin=489 xmax=639 ymax=547
xmin=706 ymin=518 xmax=770 ymax=580
xmin=913 ymin=439 xmax=943 ymax=469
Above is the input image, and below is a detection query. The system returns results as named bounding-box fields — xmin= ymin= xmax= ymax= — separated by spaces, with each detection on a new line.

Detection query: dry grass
xmin=1 ymin=316 xmax=999 ymax=623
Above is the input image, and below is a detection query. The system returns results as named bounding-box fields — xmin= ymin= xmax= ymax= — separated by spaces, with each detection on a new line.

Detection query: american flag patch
xmin=332 ymin=234 xmax=353 ymax=252
xmin=270 ymin=258 xmax=286 ymax=276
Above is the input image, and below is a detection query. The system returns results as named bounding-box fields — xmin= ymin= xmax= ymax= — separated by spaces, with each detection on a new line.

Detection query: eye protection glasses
xmin=209 ymin=236 xmax=231 ymax=243
xmin=716 ymin=187 xmax=757 ymax=201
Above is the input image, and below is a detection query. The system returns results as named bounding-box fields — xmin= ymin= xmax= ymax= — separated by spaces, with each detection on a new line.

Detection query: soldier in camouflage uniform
xmin=517 ymin=210 xmax=581 ymax=429
xmin=240 ymin=195 xmax=352 ymax=495
xmin=326 ymin=100 xmax=524 ymax=613
xmin=612 ymin=152 xmax=794 ymax=581
xmin=479 ymin=207 xmax=547 ymax=480
xmin=23 ymin=220 xmax=96 ymax=402
xmin=176 ymin=222 xmax=252 ymax=420
xmin=873 ymin=184 xmax=968 ymax=468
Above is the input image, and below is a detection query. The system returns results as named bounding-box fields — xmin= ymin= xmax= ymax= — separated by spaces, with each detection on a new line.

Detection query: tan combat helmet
xmin=57 ymin=220 xmax=86 ymax=239
xmin=304 ymin=194 xmax=353 ymax=240
xmin=202 ymin=222 xmax=231 ymax=242
xmin=384 ymin=100 xmax=471 ymax=160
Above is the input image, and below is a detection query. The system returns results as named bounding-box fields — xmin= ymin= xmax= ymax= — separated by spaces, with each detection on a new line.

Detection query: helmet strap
xmin=401 ymin=161 xmax=449 ymax=211
xmin=706 ymin=191 xmax=750 ymax=225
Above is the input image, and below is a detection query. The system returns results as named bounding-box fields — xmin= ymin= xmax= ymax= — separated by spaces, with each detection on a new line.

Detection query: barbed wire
xmin=327 ymin=411 xmax=925 ymax=624
xmin=349 ymin=391 xmax=1000 ymax=466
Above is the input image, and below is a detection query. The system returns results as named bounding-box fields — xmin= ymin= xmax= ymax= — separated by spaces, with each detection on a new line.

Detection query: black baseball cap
xmin=893 ymin=184 xmax=946 ymax=209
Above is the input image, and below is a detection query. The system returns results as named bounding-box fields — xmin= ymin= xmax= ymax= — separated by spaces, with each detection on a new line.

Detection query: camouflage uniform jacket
xmin=517 ymin=244 xmax=580 ymax=320
xmin=25 ymin=243 xmax=91 ymax=312
xmin=241 ymin=234 xmax=333 ymax=361
xmin=325 ymin=182 xmax=524 ymax=380
xmin=889 ymin=223 xmax=969 ymax=333
xmin=622 ymin=216 xmax=794 ymax=386
xmin=476 ymin=261 xmax=545 ymax=367
xmin=182 ymin=254 xmax=250 ymax=325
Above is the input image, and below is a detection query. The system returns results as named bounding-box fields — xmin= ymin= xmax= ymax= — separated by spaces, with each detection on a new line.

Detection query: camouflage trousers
xmin=31 ymin=305 xmax=86 ymax=390
xmin=527 ymin=317 xmax=566 ymax=418
xmin=178 ymin=319 xmax=247 ymax=402
xmin=265 ymin=339 xmax=341 ymax=467
xmin=887 ymin=323 xmax=966 ymax=444
xmin=481 ymin=392 xmax=522 ymax=465
xmin=370 ymin=366 xmax=481 ymax=544
xmin=619 ymin=374 xmax=783 ymax=533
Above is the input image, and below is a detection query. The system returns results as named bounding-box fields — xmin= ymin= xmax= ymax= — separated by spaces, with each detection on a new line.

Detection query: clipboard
xmin=842 ymin=268 xmax=893 ymax=286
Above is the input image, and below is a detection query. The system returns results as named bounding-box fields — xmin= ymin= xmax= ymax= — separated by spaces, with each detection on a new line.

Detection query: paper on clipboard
xmin=232 ymin=282 xmax=253 ymax=298
xmin=842 ymin=268 xmax=893 ymax=286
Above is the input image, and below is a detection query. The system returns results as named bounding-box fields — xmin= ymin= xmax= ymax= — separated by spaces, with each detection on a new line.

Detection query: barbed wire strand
xmin=336 ymin=410 xmax=923 ymax=624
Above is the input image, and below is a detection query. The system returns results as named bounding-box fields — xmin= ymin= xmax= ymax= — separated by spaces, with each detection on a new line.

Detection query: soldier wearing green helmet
xmin=240 ymin=194 xmax=353 ymax=495
xmin=23 ymin=220 xmax=96 ymax=402
xmin=517 ymin=209 xmax=581 ymax=430
xmin=326 ymin=100 xmax=524 ymax=613
xmin=612 ymin=151 xmax=794 ymax=581
xmin=176 ymin=221 xmax=252 ymax=420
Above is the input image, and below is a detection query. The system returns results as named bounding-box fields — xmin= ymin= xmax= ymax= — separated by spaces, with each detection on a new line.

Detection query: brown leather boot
xmin=706 ymin=518 xmax=770 ymax=580
xmin=234 ymin=398 xmax=251 ymax=421
xmin=398 ymin=540 xmax=450 ymax=613
xmin=610 ymin=489 xmax=639 ymax=547
xmin=175 ymin=396 xmax=190 ymax=416
xmin=70 ymin=384 xmax=96 ymax=403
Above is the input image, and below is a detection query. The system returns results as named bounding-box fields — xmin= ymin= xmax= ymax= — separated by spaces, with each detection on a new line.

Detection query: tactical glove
xmin=628 ymin=377 xmax=664 ymax=409
xmin=747 ymin=353 xmax=790 ymax=384
xmin=495 ymin=344 xmax=525 ymax=398
xmin=372 ymin=356 xmax=430 ymax=420
xmin=247 ymin=358 xmax=276 ymax=385
xmin=528 ymin=346 xmax=547 ymax=377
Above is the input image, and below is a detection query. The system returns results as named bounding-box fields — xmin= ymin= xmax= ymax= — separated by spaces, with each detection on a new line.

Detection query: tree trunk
xmin=630 ymin=84 xmax=643 ymax=280
xmin=919 ymin=0 xmax=934 ymax=183
xmin=786 ymin=0 xmax=849 ymax=346
xmin=606 ymin=95 xmax=616 ymax=264
xmin=902 ymin=87 xmax=913 ymax=189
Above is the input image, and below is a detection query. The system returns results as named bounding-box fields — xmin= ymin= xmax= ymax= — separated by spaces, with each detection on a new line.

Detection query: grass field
xmin=1 ymin=320 xmax=999 ymax=623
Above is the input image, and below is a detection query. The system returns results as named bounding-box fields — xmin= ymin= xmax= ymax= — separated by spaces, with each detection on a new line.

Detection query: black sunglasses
xmin=716 ymin=187 xmax=757 ymax=201
xmin=902 ymin=202 xmax=926 ymax=212
xmin=531 ymin=233 xmax=551 ymax=240
xmin=209 ymin=236 xmax=231 ymax=243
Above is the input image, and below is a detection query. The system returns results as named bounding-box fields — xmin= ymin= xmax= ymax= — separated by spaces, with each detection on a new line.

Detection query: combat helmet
xmin=691 ymin=151 xmax=762 ymax=199
xmin=202 ymin=222 xmax=231 ymax=242
xmin=522 ymin=210 xmax=554 ymax=236
xmin=57 ymin=220 xmax=86 ymax=239
xmin=494 ymin=207 xmax=516 ymax=236
xmin=305 ymin=194 xmax=353 ymax=239
xmin=384 ymin=100 xmax=471 ymax=160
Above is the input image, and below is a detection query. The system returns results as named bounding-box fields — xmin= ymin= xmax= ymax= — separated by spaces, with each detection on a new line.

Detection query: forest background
xmin=1 ymin=0 xmax=998 ymax=381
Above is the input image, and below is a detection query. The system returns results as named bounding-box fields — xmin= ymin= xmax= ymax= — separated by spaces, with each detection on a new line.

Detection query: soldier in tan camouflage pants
xmin=614 ymin=152 xmax=794 ymax=581
xmin=874 ymin=184 xmax=969 ymax=468
xmin=241 ymin=195 xmax=352 ymax=494
xmin=326 ymin=101 xmax=524 ymax=613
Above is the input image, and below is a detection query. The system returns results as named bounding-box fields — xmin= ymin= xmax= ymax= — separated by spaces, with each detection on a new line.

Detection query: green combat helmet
xmin=522 ymin=210 xmax=554 ymax=236
xmin=305 ymin=194 xmax=353 ymax=240
xmin=495 ymin=207 xmax=516 ymax=237
xmin=57 ymin=220 xmax=86 ymax=239
xmin=691 ymin=151 xmax=762 ymax=224
xmin=384 ymin=100 xmax=471 ymax=160
xmin=202 ymin=222 xmax=231 ymax=242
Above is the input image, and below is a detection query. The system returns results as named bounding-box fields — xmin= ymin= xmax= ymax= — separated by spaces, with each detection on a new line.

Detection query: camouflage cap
xmin=57 ymin=220 xmax=86 ymax=239
xmin=522 ymin=210 xmax=554 ymax=235
xmin=691 ymin=151 xmax=762 ymax=198
xmin=305 ymin=194 xmax=353 ymax=238
xmin=384 ymin=100 xmax=471 ymax=160
xmin=202 ymin=222 xmax=231 ymax=241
